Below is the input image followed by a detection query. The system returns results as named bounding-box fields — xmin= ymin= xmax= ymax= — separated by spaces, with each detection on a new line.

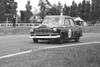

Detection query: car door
xmin=69 ymin=18 xmax=78 ymax=37
xmin=64 ymin=18 xmax=71 ymax=38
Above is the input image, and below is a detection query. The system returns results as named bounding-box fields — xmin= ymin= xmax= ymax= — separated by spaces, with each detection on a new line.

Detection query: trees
xmin=0 ymin=0 xmax=5 ymax=21
xmin=38 ymin=0 xmax=51 ymax=19
xmin=0 ymin=0 xmax=18 ymax=22
xmin=78 ymin=0 xmax=91 ymax=21
xmin=69 ymin=1 xmax=78 ymax=17
xmin=63 ymin=4 xmax=70 ymax=15
xmin=91 ymin=0 xmax=100 ymax=21
xmin=48 ymin=2 xmax=62 ymax=15
xmin=37 ymin=0 xmax=100 ymax=22
xmin=38 ymin=0 xmax=46 ymax=19
xmin=25 ymin=0 xmax=33 ymax=23
xmin=67 ymin=0 xmax=91 ymax=21
xmin=4 ymin=0 xmax=17 ymax=14
xmin=84 ymin=1 xmax=91 ymax=21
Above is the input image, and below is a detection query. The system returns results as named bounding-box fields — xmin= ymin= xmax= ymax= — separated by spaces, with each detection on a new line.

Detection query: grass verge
xmin=0 ymin=26 xmax=30 ymax=36
xmin=0 ymin=43 xmax=100 ymax=67
xmin=82 ymin=26 xmax=100 ymax=33
xmin=0 ymin=26 xmax=100 ymax=36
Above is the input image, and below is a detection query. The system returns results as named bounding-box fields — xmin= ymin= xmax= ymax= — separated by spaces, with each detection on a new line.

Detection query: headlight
xmin=53 ymin=28 xmax=57 ymax=32
xmin=30 ymin=29 xmax=34 ymax=32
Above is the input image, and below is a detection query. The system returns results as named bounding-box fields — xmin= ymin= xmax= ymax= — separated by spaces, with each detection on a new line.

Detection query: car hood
xmin=31 ymin=24 xmax=63 ymax=29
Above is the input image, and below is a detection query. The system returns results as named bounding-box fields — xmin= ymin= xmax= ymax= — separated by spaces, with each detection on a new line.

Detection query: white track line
xmin=43 ymin=41 xmax=100 ymax=49
xmin=0 ymin=50 xmax=32 ymax=59
xmin=0 ymin=41 xmax=100 ymax=59
xmin=36 ymin=41 xmax=100 ymax=51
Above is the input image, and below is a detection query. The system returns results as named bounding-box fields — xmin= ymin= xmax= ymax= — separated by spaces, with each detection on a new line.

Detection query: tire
xmin=74 ymin=36 xmax=80 ymax=42
xmin=57 ymin=33 xmax=64 ymax=44
xmin=33 ymin=39 xmax=38 ymax=43
xmin=68 ymin=29 xmax=72 ymax=38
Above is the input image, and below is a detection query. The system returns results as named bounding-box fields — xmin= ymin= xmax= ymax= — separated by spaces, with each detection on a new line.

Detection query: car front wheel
xmin=74 ymin=36 xmax=80 ymax=42
xmin=57 ymin=33 xmax=64 ymax=44
xmin=33 ymin=39 xmax=38 ymax=43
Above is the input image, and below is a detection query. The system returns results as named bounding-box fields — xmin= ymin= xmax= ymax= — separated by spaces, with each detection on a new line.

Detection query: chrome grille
xmin=34 ymin=29 xmax=53 ymax=34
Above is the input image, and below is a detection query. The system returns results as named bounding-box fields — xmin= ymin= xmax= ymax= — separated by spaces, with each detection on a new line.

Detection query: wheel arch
xmin=59 ymin=31 xmax=65 ymax=39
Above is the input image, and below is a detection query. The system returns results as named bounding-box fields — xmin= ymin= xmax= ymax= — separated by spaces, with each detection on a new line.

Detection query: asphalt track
xmin=0 ymin=33 xmax=100 ymax=58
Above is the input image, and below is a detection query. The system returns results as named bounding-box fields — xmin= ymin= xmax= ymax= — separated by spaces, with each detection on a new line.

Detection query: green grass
xmin=0 ymin=43 xmax=100 ymax=67
xmin=82 ymin=26 xmax=100 ymax=33
xmin=0 ymin=26 xmax=31 ymax=36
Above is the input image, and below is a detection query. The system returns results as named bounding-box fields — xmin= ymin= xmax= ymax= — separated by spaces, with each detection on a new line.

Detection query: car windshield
xmin=42 ymin=17 xmax=63 ymax=25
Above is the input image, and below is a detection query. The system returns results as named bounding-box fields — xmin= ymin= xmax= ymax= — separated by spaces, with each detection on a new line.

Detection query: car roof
xmin=45 ymin=15 xmax=72 ymax=18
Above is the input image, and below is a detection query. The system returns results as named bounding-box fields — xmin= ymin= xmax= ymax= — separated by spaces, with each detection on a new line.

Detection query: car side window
xmin=60 ymin=18 xmax=64 ymax=24
xmin=64 ymin=18 xmax=70 ymax=26
xmin=69 ymin=19 xmax=75 ymax=26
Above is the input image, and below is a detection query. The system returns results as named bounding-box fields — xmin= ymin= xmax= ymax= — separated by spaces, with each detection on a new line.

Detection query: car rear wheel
xmin=68 ymin=29 xmax=72 ymax=38
xmin=33 ymin=39 xmax=38 ymax=43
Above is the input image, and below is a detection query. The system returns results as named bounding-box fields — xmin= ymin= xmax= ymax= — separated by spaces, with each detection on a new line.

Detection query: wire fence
xmin=0 ymin=23 xmax=41 ymax=26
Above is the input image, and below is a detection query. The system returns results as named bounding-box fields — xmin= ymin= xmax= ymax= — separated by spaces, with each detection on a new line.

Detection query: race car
xmin=29 ymin=15 xmax=83 ymax=44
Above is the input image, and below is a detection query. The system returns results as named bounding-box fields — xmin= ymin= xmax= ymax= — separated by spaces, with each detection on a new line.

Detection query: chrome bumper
xmin=29 ymin=35 xmax=60 ymax=39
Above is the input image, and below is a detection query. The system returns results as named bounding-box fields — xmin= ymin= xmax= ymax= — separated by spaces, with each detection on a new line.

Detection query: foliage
xmin=47 ymin=2 xmax=62 ymax=15
xmin=26 ymin=0 xmax=32 ymax=11
xmin=63 ymin=4 xmax=70 ymax=15
xmin=78 ymin=0 xmax=91 ymax=21
xmin=1 ymin=0 xmax=100 ymax=22
xmin=91 ymin=0 xmax=100 ymax=21
xmin=69 ymin=1 xmax=78 ymax=17
xmin=38 ymin=0 xmax=100 ymax=22
xmin=25 ymin=11 xmax=33 ymax=23
xmin=25 ymin=0 xmax=33 ymax=23
xmin=0 ymin=0 xmax=17 ymax=21
xmin=0 ymin=0 xmax=5 ymax=21
xmin=38 ymin=0 xmax=52 ymax=19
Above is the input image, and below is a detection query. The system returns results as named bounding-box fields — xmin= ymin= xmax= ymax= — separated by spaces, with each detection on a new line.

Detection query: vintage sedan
xmin=29 ymin=15 xmax=83 ymax=43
